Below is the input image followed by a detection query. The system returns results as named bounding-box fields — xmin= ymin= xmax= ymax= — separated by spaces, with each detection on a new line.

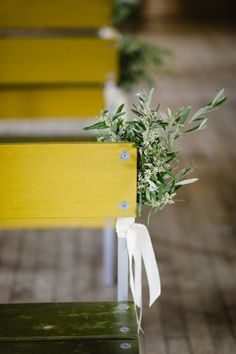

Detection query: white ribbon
xmin=116 ymin=217 xmax=161 ymax=330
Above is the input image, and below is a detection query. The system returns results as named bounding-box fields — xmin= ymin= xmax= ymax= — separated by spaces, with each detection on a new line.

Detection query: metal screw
xmin=120 ymin=326 xmax=130 ymax=333
xmin=119 ymin=201 xmax=129 ymax=211
xmin=120 ymin=343 xmax=131 ymax=349
xmin=120 ymin=150 xmax=130 ymax=161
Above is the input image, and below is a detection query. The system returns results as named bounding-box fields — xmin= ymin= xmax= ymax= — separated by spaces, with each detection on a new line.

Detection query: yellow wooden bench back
xmin=0 ymin=0 xmax=112 ymax=29
xmin=0 ymin=0 xmax=118 ymax=119
xmin=0 ymin=86 xmax=105 ymax=118
xmin=0 ymin=37 xmax=118 ymax=118
xmin=0 ymin=38 xmax=118 ymax=85
xmin=0 ymin=142 xmax=137 ymax=228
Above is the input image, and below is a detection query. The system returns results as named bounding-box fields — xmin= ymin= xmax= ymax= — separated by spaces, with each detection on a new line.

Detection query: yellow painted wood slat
xmin=0 ymin=218 xmax=116 ymax=229
xmin=0 ymin=38 xmax=118 ymax=84
xmin=0 ymin=86 xmax=104 ymax=118
xmin=0 ymin=142 xmax=137 ymax=228
xmin=0 ymin=0 xmax=112 ymax=29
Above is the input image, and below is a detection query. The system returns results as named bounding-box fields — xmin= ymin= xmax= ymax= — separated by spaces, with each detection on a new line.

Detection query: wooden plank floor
xmin=0 ymin=25 xmax=236 ymax=353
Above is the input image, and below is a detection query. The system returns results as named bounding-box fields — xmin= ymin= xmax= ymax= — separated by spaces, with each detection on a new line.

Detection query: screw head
xmin=120 ymin=343 xmax=132 ymax=349
xmin=119 ymin=201 xmax=129 ymax=211
xmin=120 ymin=326 xmax=130 ymax=333
xmin=120 ymin=151 xmax=130 ymax=161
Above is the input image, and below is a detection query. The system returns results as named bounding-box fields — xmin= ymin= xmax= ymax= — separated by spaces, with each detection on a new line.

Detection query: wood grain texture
xmin=0 ymin=38 xmax=118 ymax=84
xmin=0 ymin=142 xmax=137 ymax=226
xmin=0 ymin=339 xmax=139 ymax=354
xmin=0 ymin=218 xmax=115 ymax=229
xmin=0 ymin=0 xmax=112 ymax=29
xmin=0 ymin=302 xmax=137 ymax=340
xmin=0 ymin=86 xmax=104 ymax=119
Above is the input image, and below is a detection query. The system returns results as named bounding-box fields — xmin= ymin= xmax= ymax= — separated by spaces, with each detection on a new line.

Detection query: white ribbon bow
xmin=116 ymin=217 xmax=161 ymax=330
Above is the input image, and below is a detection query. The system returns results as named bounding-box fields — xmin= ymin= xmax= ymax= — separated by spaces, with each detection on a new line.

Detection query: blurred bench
xmin=0 ymin=0 xmax=118 ymax=119
xmin=0 ymin=140 xmax=139 ymax=353
xmin=0 ymin=0 xmax=120 ymax=285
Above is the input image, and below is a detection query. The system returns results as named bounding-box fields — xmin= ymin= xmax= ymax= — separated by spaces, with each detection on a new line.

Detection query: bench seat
xmin=0 ymin=302 xmax=139 ymax=354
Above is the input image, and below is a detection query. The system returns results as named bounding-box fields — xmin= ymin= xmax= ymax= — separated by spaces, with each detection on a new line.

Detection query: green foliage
xmin=113 ymin=0 xmax=141 ymax=27
xmin=119 ymin=35 xmax=171 ymax=90
xmin=85 ymin=89 xmax=227 ymax=217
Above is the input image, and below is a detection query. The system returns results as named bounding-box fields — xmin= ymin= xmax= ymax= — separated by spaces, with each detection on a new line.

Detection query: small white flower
xmin=142 ymin=129 xmax=160 ymax=146
xmin=148 ymin=180 xmax=158 ymax=192
xmin=157 ymin=192 xmax=176 ymax=207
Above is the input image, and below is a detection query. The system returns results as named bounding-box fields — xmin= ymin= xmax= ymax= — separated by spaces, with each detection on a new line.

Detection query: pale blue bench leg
xmin=117 ymin=237 xmax=129 ymax=302
xmin=103 ymin=221 xmax=115 ymax=286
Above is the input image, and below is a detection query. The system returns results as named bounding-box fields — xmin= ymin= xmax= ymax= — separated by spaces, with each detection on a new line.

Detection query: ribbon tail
xmin=136 ymin=224 xmax=161 ymax=306
xmin=116 ymin=217 xmax=161 ymax=332
xmin=127 ymin=229 xmax=143 ymax=333
xmin=134 ymin=253 xmax=143 ymax=333
xmin=134 ymin=248 xmax=142 ymax=308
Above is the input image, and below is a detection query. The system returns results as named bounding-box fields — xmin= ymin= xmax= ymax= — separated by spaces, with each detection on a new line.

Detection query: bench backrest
xmin=0 ymin=142 xmax=137 ymax=227
xmin=0 ymin=37 xmax=118 ymax=118
xmin=0 ymin=0 xmax=118 ymax=119
xmin=0 ymin=0 xmax=112 ymax=29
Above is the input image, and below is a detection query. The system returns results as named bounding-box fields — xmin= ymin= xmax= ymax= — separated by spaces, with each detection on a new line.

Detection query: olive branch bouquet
xmin=119 ymin=35 xmax=171 ymax=90
xmin=113 ymin=0 xmax=141 ymax=28
xmin=85 ymin=89 xmax=227 ymax=218
xmin=110 ymin=0 xmax=172 ymax=90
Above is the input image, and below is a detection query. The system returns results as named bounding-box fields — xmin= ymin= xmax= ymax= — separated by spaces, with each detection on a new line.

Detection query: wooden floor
xmin=0 ymin=25 xmax=236 ymax=354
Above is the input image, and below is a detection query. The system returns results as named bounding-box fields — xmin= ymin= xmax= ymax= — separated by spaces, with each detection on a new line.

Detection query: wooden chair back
xmin=0 ymin=0 xmax=118 ymax=119
xmin=0 ymin=141 xmax=136 ymax=227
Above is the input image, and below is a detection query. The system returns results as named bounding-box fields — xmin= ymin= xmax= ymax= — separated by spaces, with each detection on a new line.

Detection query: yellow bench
xmin=0 ymin=0 xmax=112 ymax=29
xmin=0 ymin=142 xmax=136 ymax=225
xmin=0 ymin=0 xmax=120 ymax=284
xmin=0 ymin=141 xmax=139 ymax=353
xmin=0 ymin=0 xmax=118 ymax=119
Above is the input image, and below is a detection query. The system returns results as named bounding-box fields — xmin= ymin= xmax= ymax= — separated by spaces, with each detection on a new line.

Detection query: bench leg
xmin=117 ymin=237 xmax=129 ymax=302
xmin=103 ymin=222 xmax=115 ymax=286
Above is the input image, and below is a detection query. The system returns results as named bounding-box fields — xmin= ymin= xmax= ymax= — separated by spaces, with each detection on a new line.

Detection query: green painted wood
xmin=0 ymin=339 xmax=139 ymax=354
xmin=0 ymin=302 xmax=137 ymax=341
